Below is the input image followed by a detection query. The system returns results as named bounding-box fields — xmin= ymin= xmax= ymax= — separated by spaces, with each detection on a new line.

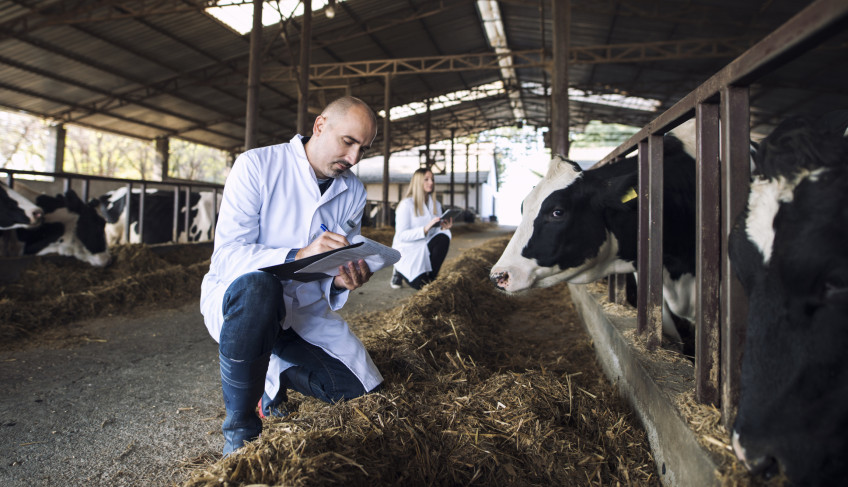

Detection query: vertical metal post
xmin=172 ymin=186 xmax=180 ymax=243
xmin=244 ymin=0 xmax=263 ymax=149
xmin=646 ymin=134 xmax=664 ymax=349
xmin=138 ymin=183 xmax=146 ymax=244
xmin=425 ymin=100 xmax=431 ymax=169
xmin=464 ymin=143 xmax=470 ymax=211
xmin=46 ymin=124 xmax=65 ymax=174
xmin=123 ymin=182 xmax=133 ymax=244
xmin=636 ymin=140 xmax=650 ymax=336
xmin=297 ymin=0 xmax=312 ymax=135
xmin=155 ymin=136 xmax=169 ymax=181
xmin=184 ymin=186 xmax=191 ymax=243
xmin=475 ymin=148 xmax=480 ymax=214
xmin=450 ymin=128 xmax=456 ymax=208
xmin=81 ymin=178 xmax=90 ymax=201
xmin=638 ymin=136 xmax=663 ymax=350
xmin=551 ymin=0 xmax=570 ymax=157
xmin=695 ymin=103 xmax=721 ymax=405
xmin=720 ymin=86 xmax=751 ymax=427
xmin=381 ymin=74 xmax=391 ymax=227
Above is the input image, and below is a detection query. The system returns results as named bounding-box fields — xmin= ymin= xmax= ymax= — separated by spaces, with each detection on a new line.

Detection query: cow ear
xmin=64 ymin=189 xmax=83 ymax=211
xmin=596 ymin=173 xmax=638 ymax=210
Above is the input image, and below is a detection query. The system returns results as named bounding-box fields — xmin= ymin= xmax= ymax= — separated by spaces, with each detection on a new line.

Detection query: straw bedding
xmin=0 ymin=244 xmax=211 ymax=350
xmin=180 ymin=236 xmax=661 ymax=486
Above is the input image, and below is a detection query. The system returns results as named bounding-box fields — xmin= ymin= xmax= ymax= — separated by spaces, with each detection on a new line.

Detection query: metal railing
xmin=595 ymin=0 xmax=848 ymax=426
xmin=2 ymin=168 xmax=224 ymax=245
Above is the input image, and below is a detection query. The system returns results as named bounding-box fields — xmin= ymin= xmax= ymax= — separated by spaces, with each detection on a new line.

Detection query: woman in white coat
xmin=390 ymin=168 xmax=453 ymax=290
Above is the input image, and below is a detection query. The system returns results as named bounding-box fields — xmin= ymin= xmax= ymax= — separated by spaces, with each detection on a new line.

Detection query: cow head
xmin=19 ymin=189 xmax=111 ymax=267
xmin=0 ymin=183 xmax=43 ymax=230
xmin=729 ymin=113 xmax=848 ymax=485
xmin=490 ymin=155 xmax=638 ymax=292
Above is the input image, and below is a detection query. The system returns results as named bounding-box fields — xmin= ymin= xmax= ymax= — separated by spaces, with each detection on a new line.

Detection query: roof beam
xmin=263 ymin=36 xmax=760 ymax=82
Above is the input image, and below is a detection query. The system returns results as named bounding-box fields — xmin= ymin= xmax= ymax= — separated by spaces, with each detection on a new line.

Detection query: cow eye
xmin=551 ymin=209 xmax=563 ymax=218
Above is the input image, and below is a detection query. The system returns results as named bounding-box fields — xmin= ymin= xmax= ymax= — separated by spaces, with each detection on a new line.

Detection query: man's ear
xmin=312 ymin=115 xmax=326 ymax=137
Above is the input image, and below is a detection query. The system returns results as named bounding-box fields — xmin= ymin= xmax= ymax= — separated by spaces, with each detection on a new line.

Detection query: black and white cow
xmin=98 ymin=187 xmax=220 ymax=245
xmin=490 ymin=123 xmax=697 ymax=349
xmin=0 ymin=182 xmax=43 ymax=230
xmin=729 ymin=113 xmax=848 ymax=485
xmin=14 ymin=188 xmax=111 ymax=267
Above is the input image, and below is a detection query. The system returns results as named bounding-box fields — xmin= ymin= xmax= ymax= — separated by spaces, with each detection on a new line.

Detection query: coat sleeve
xmin=209 ymin=152 xmax=291 ymax=284
xmin=393 ymin=198 xmax=427 ymax=243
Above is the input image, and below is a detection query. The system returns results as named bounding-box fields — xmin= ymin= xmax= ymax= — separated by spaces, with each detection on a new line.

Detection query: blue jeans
xmin=219 ymin=271 xmax=372 ymax=406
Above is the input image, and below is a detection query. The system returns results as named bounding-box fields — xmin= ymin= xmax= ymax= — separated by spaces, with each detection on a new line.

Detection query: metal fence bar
xmin=172 ymin=186 xmax=180 ymax=243
xmin=138 ymin=182 xmax=146 ymax=245
xmin=720 ymin=86 xmax=751 ymax=428
xmin=183 ymin=186 xmax=191 ymax=243
xmin=636 ymin=140 xmax=650 ymax=338
xmin=695 ymin=102 xmax=721 ymax=406
xmin=123 ymin=182 xmax=132 ymax=244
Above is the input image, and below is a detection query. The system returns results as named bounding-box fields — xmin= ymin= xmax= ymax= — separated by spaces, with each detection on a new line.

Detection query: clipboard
xmin=260 ymin=235 xmax=400 ymax=282
xmin=440 ymin=208 xmax=462 ymax=221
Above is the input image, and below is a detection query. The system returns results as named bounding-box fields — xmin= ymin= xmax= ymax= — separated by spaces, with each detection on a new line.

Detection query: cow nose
xmin=32 ymin=209 xmax=43 ymax=222
xmin=490 ymin=271 xmax=509 ymax=290
xmin=747 ymin=455 xmax=779 ymax=478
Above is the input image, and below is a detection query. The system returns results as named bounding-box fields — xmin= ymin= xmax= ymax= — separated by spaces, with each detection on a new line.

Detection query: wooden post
xmin=695 ymin=103 xmax=721 ymax=405
xmin=381 ymin=75 xmax=391 ymax=226
xmin=244 ymin=0 xmax=263 ymax=149
xmin=155 ymin=136 xmax=169 ymax=181
xmin=297 ymin=0 xmax=312 ymax=135
xmin=551 ymin=0 xmax=570 ymax=156
xmin=720 ymin=86 xmax=751 ymax=427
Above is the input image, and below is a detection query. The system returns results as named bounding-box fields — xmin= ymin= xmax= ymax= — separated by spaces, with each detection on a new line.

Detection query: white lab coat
xmin=200 ymin=135 xmax=383 ymax=399
xmin=391 ymin=196 xmax=452 ymax=280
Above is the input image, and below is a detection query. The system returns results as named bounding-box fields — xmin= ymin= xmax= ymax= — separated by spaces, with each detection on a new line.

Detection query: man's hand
xmin=333 ymin=259 xmax=372 ymax=291
xmin=296 ymin=229 xmax=349 ymax=260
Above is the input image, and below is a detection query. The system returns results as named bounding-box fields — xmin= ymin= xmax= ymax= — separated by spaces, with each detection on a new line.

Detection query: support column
xmin=381 ymin=75 xmax=392 ymax=227
xmin=464 ymin=143 xmax=470 ymax=211
xmin=297 ymin=0 xmax=313 ymax=135
xmin=449 ymin=128 xmax=456 ymax=208
xmin=551 ymin=0 xmax=570 ymax=156
xmin=154 ymin=136 xmax=169 ymax=181
xmin=244 ymin=0 xmax=263 ymax=150
xmin=45 ymin=123 xmax=66 ymax=173
xmin=424 ymin=99 xmax=432 ymax=169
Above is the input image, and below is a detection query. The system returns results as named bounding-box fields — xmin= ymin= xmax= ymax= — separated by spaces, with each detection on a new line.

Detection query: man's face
xmin=308 ymin=105 xmax=377 ymax=179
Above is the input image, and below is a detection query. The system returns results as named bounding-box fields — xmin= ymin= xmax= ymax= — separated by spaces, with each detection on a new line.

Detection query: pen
xmin=320 ymin=223 xmax=329 ymax=233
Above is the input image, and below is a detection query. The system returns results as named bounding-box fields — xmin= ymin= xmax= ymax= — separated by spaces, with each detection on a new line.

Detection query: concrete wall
xmin=568 ymin=283 xmax=722 ymax=486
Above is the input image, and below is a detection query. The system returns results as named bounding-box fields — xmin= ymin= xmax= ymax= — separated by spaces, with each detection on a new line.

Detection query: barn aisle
xmin=0 ymin=224 xmax=517 ymax=487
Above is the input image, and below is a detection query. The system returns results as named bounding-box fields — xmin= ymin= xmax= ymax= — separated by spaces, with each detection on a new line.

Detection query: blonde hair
xmin=405 ymin=168 xmax=438 ymax=217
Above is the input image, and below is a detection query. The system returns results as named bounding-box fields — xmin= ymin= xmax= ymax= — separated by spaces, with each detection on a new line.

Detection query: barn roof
xmin=1 ymin=0 xmax=845 ymax=155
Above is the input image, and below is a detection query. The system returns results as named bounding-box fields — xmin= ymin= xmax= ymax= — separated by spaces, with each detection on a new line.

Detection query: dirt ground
xmin=0 ymin=225 xmax=658 ymax=486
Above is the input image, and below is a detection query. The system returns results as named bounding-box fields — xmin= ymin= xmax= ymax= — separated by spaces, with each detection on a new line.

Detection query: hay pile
xmin=0 ymin=245 xmax=211 ymax=349
xmin=181 ymin=236 xmax=659 ymax=486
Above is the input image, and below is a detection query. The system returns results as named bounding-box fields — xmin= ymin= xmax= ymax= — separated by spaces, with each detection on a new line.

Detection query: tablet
xmin=440 ymin=208 xmax=462 ymax=221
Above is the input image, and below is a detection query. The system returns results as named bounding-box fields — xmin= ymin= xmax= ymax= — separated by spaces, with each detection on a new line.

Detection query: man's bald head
xmin=321 ymin=96 xmax=378 ymax=129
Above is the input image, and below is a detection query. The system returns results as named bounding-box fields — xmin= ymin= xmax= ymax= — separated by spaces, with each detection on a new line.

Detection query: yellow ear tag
xmin=620 ymin=187 xmax=637 ymax=203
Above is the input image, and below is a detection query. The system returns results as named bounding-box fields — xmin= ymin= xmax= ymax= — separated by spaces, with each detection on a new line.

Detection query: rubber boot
xmin=219 ymin=352 xmax=270 ymax=456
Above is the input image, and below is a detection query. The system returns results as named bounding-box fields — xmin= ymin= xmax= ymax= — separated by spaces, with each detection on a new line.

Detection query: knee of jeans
xmin=223 ymin=272 xmax=285 ymax=317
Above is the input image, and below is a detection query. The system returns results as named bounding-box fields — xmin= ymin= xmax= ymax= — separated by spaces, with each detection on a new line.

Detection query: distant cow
xmin=98 ymin=187 xmax=220 ymax=245
xmin=729 ymin=114 xmax=848 ymax=485
xmin=490 ymin=124 xmax=697 ymax=349
xmin=0 ymin=182 xmax=43 ymax=230
xmin=14 ymin=188 xmax=111 ymax=267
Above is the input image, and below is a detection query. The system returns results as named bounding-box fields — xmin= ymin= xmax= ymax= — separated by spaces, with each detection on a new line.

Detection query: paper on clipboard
xmin=295 ymin=235 xmax=400 ymax=276
xmin=260 ymin=235 xmax=400 ymax=282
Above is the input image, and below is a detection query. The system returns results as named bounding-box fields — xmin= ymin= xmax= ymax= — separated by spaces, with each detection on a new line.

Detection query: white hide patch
xmin=37 ymin=208 xmax=111 ymax=267
xmin=745 ymin=168 xmax=824 ymax=264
